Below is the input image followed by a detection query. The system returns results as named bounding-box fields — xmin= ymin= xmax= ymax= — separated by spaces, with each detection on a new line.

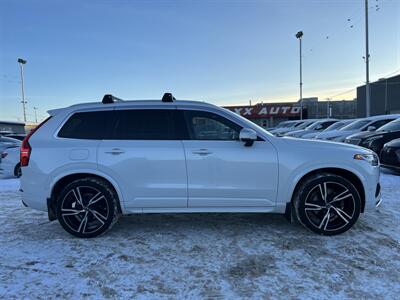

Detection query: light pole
xmin=365 ymin=0 xmax=371 ymax=117
xmin=296 ymin=31 xmax=304 ymax=119
xmin=17 ymin=58 xmax=27 ymax=123
xmin=33 ymin=106 xmax=38 ymax=123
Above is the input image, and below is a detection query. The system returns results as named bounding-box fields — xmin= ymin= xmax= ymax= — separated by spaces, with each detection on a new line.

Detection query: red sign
xmin=224 ymin=104 xmax=301 ymax=119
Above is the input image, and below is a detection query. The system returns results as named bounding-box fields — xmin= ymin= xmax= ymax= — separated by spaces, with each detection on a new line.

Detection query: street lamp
xmin=33 ymin=106 xmax=38 ymax=123
xmin=364 ymin=0 xmax=371 ymax=117
xmin=295 ymin=31 xmax=304 ymax=120
xmin=17 ymin=58 xmax=27 ymax=123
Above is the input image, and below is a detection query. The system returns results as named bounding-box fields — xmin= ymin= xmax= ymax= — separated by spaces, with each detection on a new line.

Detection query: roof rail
xmin=162 ymin=93 xmax=175 ymax=102
xmin=102 ymin=94 xmax=123 ymax=104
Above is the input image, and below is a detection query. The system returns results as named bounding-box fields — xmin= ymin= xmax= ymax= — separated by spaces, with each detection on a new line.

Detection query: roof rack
xmin=102 ymin=94 xmax=123 ymax=104
xmin=162 ymin=93 xmax=175 ymax=102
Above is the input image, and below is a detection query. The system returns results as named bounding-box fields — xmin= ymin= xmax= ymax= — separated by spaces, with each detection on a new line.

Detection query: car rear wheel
xmin=294 ymin=173 xmax=361 ymax=235
xmin=56 ymin=177 xmax=119 ymax=238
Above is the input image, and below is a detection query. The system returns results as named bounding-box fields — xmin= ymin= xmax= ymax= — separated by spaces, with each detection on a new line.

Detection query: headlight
xmin=354 ymin=153 xmax=379 ymax=166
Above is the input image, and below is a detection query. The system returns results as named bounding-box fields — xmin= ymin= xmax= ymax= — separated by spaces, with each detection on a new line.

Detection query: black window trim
xmin=56 ymin=108 xmax=116 ymax=140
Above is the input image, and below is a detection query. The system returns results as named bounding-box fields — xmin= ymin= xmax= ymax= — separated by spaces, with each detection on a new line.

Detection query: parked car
xmin=0 ymin=136 xmax=21 ymax=153
xmin=273 ymin=119 xmax=318 ymax=136
xmin=345 ymin=118 xmax=400 ymax=154
xmin=5 ymin=134 xmax=26 ymax=141
xmin=284 ymin=119 xmax=338 ymax=138
xmin=302 ymin=119 xmax=355 ymax=139
xmin=268 ymin=120 xmax=304 ymax=136
xmin=20 ymin=94 xmax=381 ymax=238
xmin=315 ymin=114 xmax=400 ymax=142
xmin=0 ymin=147 xmax=21 ymax=178
xmin=380 ymin=138 xmax=400 ymax=173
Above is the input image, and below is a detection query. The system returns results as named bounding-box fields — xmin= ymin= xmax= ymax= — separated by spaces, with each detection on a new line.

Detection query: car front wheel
xmin=294 ymin=173 xmax=361 ymax=235
xmin=56 ymin=177 xmax=119 ymax=238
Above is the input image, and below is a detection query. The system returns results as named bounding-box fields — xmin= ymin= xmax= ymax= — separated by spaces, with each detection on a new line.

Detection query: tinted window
xmin=378 ymin=119 xmax=400 ymax=132
xmin=183 ymin=110 xmax=241 ymax=140
xmin=58 ymin=111 xmax=112 ymax=139
xmin=320 ymin=121 xmax=337 ymax=130
xmin=341 ymin=119 xmax=370 ymax=131
xmin=112 ymin=109 xmax=181 ymax=140
xmin=369 ymin=119 xmax=395 ymax=130
xmin=324 ymin=120 xmax=353 ymax=131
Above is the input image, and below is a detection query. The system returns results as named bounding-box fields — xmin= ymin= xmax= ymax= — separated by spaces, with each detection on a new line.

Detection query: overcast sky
xmin=1 ymin=0 xmax=399 ymax=122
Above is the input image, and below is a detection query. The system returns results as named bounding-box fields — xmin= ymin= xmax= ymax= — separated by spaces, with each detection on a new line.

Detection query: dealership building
xmin=224 ymin=97 xmax=357 ymax=128
xmin=357 ymin=74 xmax=400 ymax=117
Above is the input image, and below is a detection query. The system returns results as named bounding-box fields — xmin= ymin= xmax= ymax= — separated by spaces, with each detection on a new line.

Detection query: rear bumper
xmin=20 ymin=190 xmax=48 ymax=211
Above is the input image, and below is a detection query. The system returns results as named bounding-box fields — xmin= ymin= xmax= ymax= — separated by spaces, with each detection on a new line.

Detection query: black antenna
xmin=102 ymin=94 xmax=123 ymax=104
xmin=162 ymin=93 xmax=175 ymax=102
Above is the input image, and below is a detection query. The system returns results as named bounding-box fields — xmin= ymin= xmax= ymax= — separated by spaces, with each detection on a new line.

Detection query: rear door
xmin=97 ymin=108 xmax=188 ymax=209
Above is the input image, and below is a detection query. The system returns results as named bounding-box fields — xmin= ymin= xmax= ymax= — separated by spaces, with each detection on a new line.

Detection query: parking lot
xmin=0 ymin=171 xmax=399 ymax=299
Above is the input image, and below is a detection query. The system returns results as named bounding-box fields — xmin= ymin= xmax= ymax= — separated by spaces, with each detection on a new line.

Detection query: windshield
xmin=377 ymin=119 xmax=400 ymax=132
xmin=340 ymin=119 xmax=370 ymax=131
xmin=296 ymin=121 xmax=315 ymax=129
xmin=306 ymin=121 xmax=328 ymax=130
xmin=324 ymin=120 xmax=351 ymax=131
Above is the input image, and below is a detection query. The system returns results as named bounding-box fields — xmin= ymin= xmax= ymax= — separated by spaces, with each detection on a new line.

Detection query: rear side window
xmin=58 ymin=111 xmax=112 ymax=139
xmin=111 ymin=109 xmax=181 ymax=140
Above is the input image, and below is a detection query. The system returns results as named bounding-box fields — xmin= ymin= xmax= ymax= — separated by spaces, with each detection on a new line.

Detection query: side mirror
xmin=239 ymin=128 xmax=257 ymax=147
xmin=367 ymin=126 xmax=376 ymax=132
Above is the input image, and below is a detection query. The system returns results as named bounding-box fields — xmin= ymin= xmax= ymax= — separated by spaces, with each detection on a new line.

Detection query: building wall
xmin=303 ymin=99 xmax=357 ymax=119
xmin=225 ymin=98 xmax=357 ymax=128
xmin=0 ymin=122 xmax=26 ymax=134
xmin=357 ymin=74 xmax=400 ymax=117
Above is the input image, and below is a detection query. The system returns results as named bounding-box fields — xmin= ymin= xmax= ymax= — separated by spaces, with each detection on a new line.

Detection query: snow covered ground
xmin=0 ymin=172 xmax=399 ymax=299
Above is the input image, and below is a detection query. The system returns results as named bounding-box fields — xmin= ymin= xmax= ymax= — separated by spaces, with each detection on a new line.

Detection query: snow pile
xmin=0 ymin=172 xmax=399 ymax=299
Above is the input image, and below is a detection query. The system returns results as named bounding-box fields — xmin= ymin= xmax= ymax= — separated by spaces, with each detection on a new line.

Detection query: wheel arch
xmin=290 ymin=167 xmax=366 ymax=213
xmin=48 ymin=172 xmax=124 ymax=220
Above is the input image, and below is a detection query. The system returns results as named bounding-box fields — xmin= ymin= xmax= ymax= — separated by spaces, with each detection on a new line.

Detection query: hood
xmin=346 ymin=130 xmax=385 ymax=140
xmin=315 ymin=129 xmax=357 ymax=140
xmin=285 ymin=129 xmax=307 ymax=136
xmin=385 ymin=138 xmax=400 ymax=148
xmin=281 ymin=136 xmax=372 ymax=154
xmin=302 ymin=131 xmax=319 ymax=139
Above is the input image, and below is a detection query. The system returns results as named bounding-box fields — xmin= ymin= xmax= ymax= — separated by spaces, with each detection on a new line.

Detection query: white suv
xmin=20 ymin=94 xmax=381 ymax=238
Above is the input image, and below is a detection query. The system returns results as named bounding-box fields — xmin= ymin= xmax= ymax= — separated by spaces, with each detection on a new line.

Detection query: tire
xmin=294 ymin=173 xmax=361 ymax=236
xmin=14 ymin=163 xmax=22 ymax=178
xmin=56 ymin=177 xmax=119 ymax=238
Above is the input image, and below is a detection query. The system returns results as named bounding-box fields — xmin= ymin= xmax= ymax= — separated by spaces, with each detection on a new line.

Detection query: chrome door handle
xmin=105 ymin=148 xmax=125 ymax=155
xmin=192 ymin=149 xmax=212 ymax=156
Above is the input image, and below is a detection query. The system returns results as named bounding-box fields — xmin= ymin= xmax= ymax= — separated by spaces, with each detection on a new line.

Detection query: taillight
xmin=20 ymin=116 xmax=52 ymax=167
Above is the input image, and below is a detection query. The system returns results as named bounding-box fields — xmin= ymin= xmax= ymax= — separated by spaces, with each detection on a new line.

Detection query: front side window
xmin=183 ymin=110 xmax=241 ymax=141
xmin=112 ymin=109 xmax=180 ymax=140
xmin=58 ymin=111 xmax=113 ymax=139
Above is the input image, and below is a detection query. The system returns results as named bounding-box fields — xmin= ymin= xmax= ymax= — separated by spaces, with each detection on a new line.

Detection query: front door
xmin=97 ymin=108 xmax=187 ymax=209
xmin=180 ymin=109 xmax=278 ymax=207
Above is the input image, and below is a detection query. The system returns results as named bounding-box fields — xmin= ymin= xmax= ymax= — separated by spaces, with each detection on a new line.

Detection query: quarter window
xmin=58 ymin=111 xmax=113 ymax=139
xmin=183 ymin=110 xmax=241 ymax=140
